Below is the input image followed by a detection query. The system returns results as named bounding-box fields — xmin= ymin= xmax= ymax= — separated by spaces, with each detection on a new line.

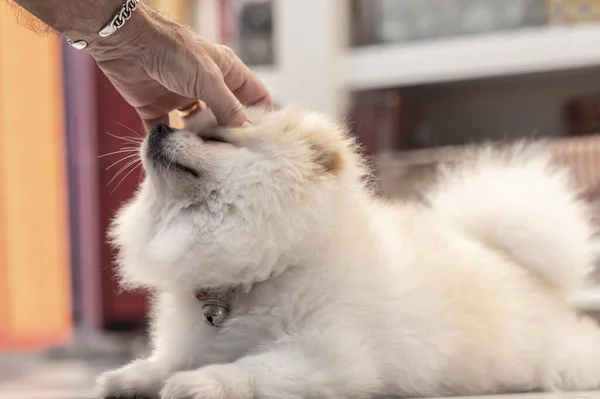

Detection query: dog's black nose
xmin=150 ymin=123 xmax=175 ymax=139
xmin=148 ymin=124 xmax=177 ymax=165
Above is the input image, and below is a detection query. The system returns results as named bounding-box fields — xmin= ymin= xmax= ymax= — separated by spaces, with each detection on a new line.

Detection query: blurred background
xmin=3 ymin=0 xmax=600 ymax=397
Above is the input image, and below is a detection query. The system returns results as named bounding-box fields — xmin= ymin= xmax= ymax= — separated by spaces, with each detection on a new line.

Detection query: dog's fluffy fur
xmin=96 ymin=107 xmax=600 ymax=399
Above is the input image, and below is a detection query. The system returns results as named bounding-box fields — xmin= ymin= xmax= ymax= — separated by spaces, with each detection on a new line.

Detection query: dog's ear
xmin=300 ymin=125 xmax=345 ymax=174
xmin=310 ymin=141 xmax=345 ymax=173
xmin=298 ymin=115 xmax=348 ymax=174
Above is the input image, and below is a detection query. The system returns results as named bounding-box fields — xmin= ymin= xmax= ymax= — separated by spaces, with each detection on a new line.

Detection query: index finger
xmin=216 ymin=45 xmax=273 ymax=110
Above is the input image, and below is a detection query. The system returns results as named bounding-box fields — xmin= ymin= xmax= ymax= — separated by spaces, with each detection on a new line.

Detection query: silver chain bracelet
xmin=66 ymin=0 xmax=141 ymax=50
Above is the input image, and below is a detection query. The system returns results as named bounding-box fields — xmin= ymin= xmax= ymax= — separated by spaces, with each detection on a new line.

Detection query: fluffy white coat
xmin=96 ymin=107 xmax=600 ymax=399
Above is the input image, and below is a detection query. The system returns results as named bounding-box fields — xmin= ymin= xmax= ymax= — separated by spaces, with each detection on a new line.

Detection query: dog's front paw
xmin=96 ymin=359 xmax=166 ymax=399
xmin=160 ymin=365 xmax=252 ymax=399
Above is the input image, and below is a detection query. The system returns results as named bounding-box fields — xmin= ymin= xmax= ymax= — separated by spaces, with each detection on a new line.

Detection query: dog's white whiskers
xmin=107 ymin=158 xmax=142 ymax=187
xmin=98 ymin=147 xmax=139 ymax=158
xmin=106 ymin=131 xmax=144 ymax=144
xmin=110 ymin=161 xmax=142 ymax=194
xmin=116 ymin=122 xmax=145 ymax=138
xmin=105 ymin=153 xmax=140 ymax=171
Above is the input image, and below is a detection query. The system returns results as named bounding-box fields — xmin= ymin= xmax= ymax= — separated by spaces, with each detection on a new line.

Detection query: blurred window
xmin=350 ymin=0 xmax=548 ymax=47
xmin=221 ymin=0 xmax=275 ymax=67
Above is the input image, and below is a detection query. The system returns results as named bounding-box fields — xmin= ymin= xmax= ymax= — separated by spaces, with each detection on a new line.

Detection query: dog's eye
xmin=199 ymin=131 xmax=228 ymax=144
xmin=203 ymin=136 xmax=228 ymax=144
xmin=174 ymin=163 xmax=199 ymax=178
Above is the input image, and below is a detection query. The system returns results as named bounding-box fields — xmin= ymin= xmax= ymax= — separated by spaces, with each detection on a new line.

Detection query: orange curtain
xmin=0 ymin=6 xmax=71 ymax=350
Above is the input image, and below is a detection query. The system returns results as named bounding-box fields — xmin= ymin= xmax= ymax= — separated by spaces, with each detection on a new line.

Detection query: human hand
xmin=89 ymin=4 xmax=272 ymax=131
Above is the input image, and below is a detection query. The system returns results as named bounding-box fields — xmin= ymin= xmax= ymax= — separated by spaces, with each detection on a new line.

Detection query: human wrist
xmin=83 ymin=2 xmax=154 ymax=59
xmin=60 ymin=0 xmax=129 ymax=43
xmin=92 ymin=4 xmax=202 ymax=65
xmin=12 ymin=0 xmax=130 ymax=45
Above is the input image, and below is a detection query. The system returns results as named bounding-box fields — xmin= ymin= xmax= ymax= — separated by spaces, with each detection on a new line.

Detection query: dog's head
xmin=110 ymin=107 xmax=367 ymax=292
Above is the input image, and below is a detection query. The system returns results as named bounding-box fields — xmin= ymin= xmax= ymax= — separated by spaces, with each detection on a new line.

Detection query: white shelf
xmin=252 ymin=66 xmax=281 ymax=103
xmin=348 ymin=25 xmax=600 ymax=90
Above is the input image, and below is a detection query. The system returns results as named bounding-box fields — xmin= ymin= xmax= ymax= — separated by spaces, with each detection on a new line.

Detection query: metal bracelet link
xmin=66 ymin=0 xmax=141 ymax=49
xmin=99 ymin=0 xmax=141 ymax=38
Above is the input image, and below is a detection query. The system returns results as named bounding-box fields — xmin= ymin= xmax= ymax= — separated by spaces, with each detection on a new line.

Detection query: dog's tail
xmin=426 ymin=142 xmax=596 ymax=293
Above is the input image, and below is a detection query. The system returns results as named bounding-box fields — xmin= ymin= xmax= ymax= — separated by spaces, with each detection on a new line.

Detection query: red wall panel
xmin=95 ymin=70 xmax=148 ymax=329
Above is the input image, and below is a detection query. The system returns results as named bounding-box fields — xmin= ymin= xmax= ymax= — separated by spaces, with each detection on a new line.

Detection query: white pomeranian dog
xmin=96 ymin=107 xmax=600 ymax=399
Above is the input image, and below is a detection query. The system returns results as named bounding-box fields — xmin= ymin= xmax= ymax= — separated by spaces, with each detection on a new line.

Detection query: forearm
xmin=8 ymin=0 xmax=157 ymax=55
xmin=11 ymin=0 xmax=123 ymax=34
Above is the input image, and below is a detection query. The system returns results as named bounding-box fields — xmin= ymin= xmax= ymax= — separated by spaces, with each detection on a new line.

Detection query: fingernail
xmin=241 ymin=121 xmax=253 ymax=128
